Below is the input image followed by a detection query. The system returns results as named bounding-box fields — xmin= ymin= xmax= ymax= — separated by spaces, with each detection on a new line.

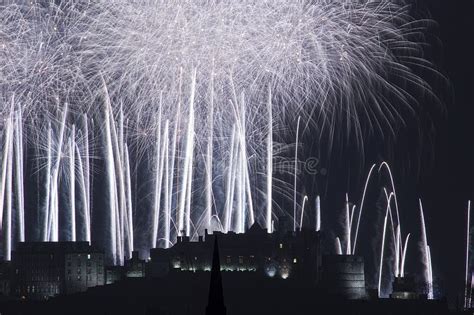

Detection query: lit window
xmin=293 ymin=258 xmax=297 ymax=264
xmin=87 ymin=254 xmax=91 ymax=260
xmin=279 ymin=243 xmax=283 ymax=249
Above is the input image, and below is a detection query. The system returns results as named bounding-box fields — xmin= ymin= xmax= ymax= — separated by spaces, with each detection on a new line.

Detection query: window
xmin=77 ymin=275 xmax=81 ymax=281
xmin=293 ymin=258 xmax=297 ymax=264
xmin=77 ymin=268 xmax=81 ymax=274
xmin=87 ymin=254 xmax=91 ymax=260
xmin=238 ymin=256 xmax=243 ymax=264
xmin=279 ymin=243 xmax=283 ymax=249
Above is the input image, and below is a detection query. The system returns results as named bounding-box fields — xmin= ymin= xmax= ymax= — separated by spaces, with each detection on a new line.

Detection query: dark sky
xmin=362 ymin=0 xmax=474 ymax=304
xmin=421 ymin=0 xmax=474 ymax=304
xmin=308 ymin=0 xmax=474 ymax=303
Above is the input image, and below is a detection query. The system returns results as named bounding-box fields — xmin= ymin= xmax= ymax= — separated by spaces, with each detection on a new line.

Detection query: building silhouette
xmin=11 ymin=242 xmax=104 ymax=299
xmin=0 ymin=231 xmax=453 ymax=315
xmin=105 ymin=251 xmax=146 ymax=284
xmin=206 ymin=237 xmax=226 ymax=315
xmin=321 ymin=255 xmax=367 ymax=300
xmin=147 ymin=222 xmax=321 ymax=285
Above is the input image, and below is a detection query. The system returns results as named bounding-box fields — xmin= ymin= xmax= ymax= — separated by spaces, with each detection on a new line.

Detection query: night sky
xmin=299 ymin=0 xmax=474 ymax=303
xmin=420 ymin=0 xmax=474 ymax=303
xmin=324 ymin=0 xmax=474 ymax=303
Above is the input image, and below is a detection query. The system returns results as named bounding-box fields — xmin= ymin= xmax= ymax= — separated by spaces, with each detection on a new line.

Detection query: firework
xmin=0 ymin=0 xmax=436 ymax=264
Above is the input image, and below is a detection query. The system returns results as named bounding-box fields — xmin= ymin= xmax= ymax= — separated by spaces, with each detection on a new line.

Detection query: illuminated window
xmin=279 ymin=243 xmax=283 ymax=249
xmin=293 ymin=258 xmax=297 ymax=264
xmin=87 ymin=254 xmax=91 ymax=260
xmin=194 ymin=256 xmax=198 ymax=261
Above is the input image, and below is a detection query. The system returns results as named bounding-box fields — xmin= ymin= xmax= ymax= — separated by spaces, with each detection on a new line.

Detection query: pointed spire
xmin=206 ymin=236 xmax=226 ymax=315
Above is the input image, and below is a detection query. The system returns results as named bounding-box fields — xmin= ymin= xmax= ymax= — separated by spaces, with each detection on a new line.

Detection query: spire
xmin=206 ymin=236 xmax=226 ymax=315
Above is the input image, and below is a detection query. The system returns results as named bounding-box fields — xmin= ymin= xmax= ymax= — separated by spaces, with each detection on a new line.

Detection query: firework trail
xmin=378 ymin=190 xmax=393 ymax=298
xmin=0 ymin=0 xmax=436 ymax=263
xmin=419 ymin=199 xmax=433 ymax=299
xmin=315 ymin=195 xmax=321 ymax=232
xmin=466 ymin=201 xmax=471 ymax=309
xmin=299 ymin=195 xmax=308 ymax=231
